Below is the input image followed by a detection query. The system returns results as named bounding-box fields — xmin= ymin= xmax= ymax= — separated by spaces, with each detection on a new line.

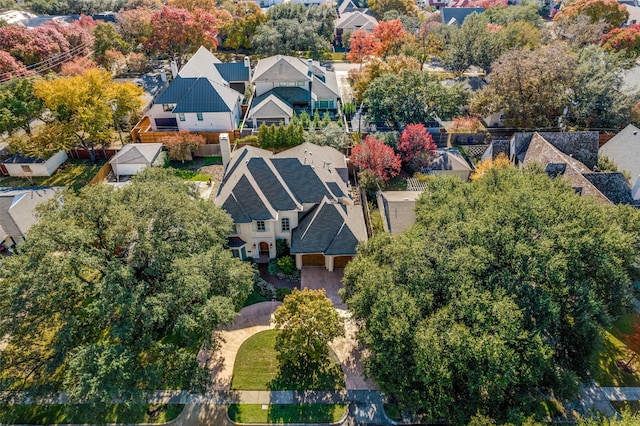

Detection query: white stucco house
xmin=144 ymin=47 xmax=249 ymax=133
xmin=215 ymin=142 xmax=367 ymax=271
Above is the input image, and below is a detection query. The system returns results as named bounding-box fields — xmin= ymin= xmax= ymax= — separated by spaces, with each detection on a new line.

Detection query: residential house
xmin=483 ymin=132 xmax=634 ymax=205
xmin=0 ymin=187 xmax=62 ymax=247
xmin=215 ymin=142 xmax=367 ymax=271
xmin=335 ymin=10 xmax=378 ymax=45
xmin=424 ymin=148 xmax=474 ymax=180
xmin=337 ymin=0 xmax=359 ymax=14
xmin=2 ymin=151 xmax=68 ymax=178
xmin=247 ymin=55 xmax=340 ymax=128
xmin=600 ymin=124 xmax=640 ymax=200
xmin=143 ymin=46 xmax=248 ymax=134
xmin=441 ymin=7 xmax=484 ymax=25
xmin=109 ymin=143 xmax=164 ymax=179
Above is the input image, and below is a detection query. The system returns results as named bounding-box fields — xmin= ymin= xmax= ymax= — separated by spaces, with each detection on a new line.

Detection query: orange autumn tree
xmin=555 ymin=0 xmax=629 ymax=28
xmin=346 ymin=29 xmax=380 ymax=64
xmin=373 ymin=19 xmax=406 ymax=57
xmin=162 ymin=131 xmax=205 ymax=163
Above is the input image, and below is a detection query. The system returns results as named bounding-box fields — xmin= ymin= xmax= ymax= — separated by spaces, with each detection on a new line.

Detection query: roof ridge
xmin=532 ymin=132 xmax=611 ymax=203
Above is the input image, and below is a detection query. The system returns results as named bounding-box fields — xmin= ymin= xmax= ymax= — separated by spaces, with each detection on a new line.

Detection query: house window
xmin=178 ymin=113 xmax=185 ymax=121
xmin=256 ymin=220 xmax=266 ymax=232
xmin=197 ymin=112 xmax=203 ymax=121
xmin=162 ymin=103 xmax=176 ymax=112
xmin=281 ymin=218 xmax=290 ymax=232
xmin=297 ymin=81 xmax=305 ymax=87
xmin=230 ymin=224 xmax=238 ymax=235
xmin=231 ymin=249 xmax=240 ymax=258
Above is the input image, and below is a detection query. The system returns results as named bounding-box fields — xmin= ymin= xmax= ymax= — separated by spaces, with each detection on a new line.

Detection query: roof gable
xmin=246 ymin=158 xmax=297 ymax=211
xmin=248 ymin=94 xmax=294 ymax=119
xmin=271 ymin=158 xmax=333 ymax=203
xmin=253 ymin=55 xmax=310 ymax=83
xmin=228 ymin=175 xmax=273 ymax=222
xmin=600 ymin=124 xmax=640 ymax=188
xmin=179 ymin=46 xmax=224 ymax=82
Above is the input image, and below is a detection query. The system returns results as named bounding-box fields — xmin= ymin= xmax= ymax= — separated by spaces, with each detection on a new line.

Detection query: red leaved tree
xmin=162 ymin=131 xmax=205 ymax=163
xmin=0 ymin=51 xmax=30 ymax=82
xmin=398 ymin=123 xmax=436 ymax=171
xmin=346 ymin=29 xmax=380 ymax=64
xmin=373 ymin=19 xmax=406 ymax=57
xmin=601 ymin=24 xmax=640 ymax=57
xmin=147 ymin=6 xmax=219 ymax=66
xmin=60 ymin=56 xmax=98 ymax=76
xmin=350 ymin=135 xmax=401 ymax=181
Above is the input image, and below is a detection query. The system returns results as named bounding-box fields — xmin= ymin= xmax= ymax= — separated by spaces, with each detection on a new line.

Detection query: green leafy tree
xmin=567 ymin=45 xmax=636 ymax=129
xmin=0 ymin=77 xmax=44 ymax=136
xmin=364 ymin=69 xmax=468 ymax=127
xmin=484 ymin=2 xmax=542 ymax=26
xmin=92 ymin=22 xmax=128 ymax=67
xmin=0 ymin=169 xmax=254 ymax=403
xmin=342 ymin=166 xmax=639 ymax=424
xmin=442 ymin=12 xmax=501 ymax=75
xmin=471 ymin=43 xmax=575 ymax=128
xmin=273 ymin=289 xmax=344 ymax=374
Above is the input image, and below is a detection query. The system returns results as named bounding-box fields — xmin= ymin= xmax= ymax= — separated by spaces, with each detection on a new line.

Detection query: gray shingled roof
xmin=583 ymin=172 xmax=634 ymax=205
xmin=290 ymin=200 xmax=361 ymax=255
xmin=215 ymin=62 xmax=250 ymax=83
xmin=253 ymin=55 xmax=310 ymax=83
xmin=226 ymin=175 xmax=273 ymax=222
xmin=271 ymin=158 xmax=333 ymax=203
xmin=246 ymin=158 xmax=297 ymax=210
xmin=441 ymin=8 xmax=483 ymax=25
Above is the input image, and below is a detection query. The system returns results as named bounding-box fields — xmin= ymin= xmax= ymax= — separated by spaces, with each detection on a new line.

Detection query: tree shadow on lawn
xmin=267 ymin=357 xmax=345 ymax=391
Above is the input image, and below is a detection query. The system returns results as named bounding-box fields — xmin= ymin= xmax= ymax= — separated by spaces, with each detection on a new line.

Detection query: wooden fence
xmin=87 ymin=162 xmax=112 ymax=186
xmin=131 ymin=116 xmax=241 ymax=145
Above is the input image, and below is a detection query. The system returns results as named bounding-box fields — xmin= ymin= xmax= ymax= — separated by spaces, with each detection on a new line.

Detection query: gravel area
xmin=199 ymin=164 xmax=225 ymax=200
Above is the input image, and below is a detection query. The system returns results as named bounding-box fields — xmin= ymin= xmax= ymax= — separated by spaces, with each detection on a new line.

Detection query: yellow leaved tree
xmin=34 ymin=69 xmax=143 ymax=163
xmin=470 ymin=152 xmax=511 ymax=181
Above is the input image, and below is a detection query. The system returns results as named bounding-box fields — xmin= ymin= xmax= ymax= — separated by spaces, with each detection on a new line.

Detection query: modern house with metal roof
xmin=215 ymin=142 xmax=367 ymax=271
xmin=144 ymin=47 xmax=249 ymax=134
xmin=246 ymin=55 xmax=340 ymax=128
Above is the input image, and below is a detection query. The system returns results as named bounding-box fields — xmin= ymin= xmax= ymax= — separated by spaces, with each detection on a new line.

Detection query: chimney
xmin=170 ymin=61 xmax=178 ymax=78
xmin=307 ymin=58 xmax=313 ymax=77
xmin=219 ymin=133 xmax=231 ymax=167
xmin=160 ymin=69 xmax=167 ymax=83
xmin=308 ymin=59 xmax=314 ymax=115
xmin=244 ymin=56 xmax=250 ymax=68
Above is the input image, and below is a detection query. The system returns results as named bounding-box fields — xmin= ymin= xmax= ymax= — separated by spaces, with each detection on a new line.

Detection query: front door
xmin=259 ymin=242 xmax=269 ymax=255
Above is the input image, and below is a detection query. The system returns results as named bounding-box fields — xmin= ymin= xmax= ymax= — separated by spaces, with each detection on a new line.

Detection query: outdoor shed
xmin=110 ymin=143 xmax=163 ymax=177
xmin=2 ymin=151 xmax=68 ymax=177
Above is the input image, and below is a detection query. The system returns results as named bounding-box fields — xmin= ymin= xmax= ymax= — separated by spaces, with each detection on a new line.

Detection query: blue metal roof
xmin=156 ymin=76 xmax=233 ymax=113
xmin=215 ymin=62 xmax=250 ymax=83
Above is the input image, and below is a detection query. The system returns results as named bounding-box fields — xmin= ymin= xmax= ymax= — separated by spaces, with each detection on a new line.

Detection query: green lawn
xmin=169 ymin=157 xmax=221 ymax=170
xmin=171 ymin=168 xmax=211 ymax=181
xmin=593 ymin=330 xmax=640 ymax=387
xmin=231 ymin=330 xmax=345 ymax=391
xmin=0 ymin=404 xmax=183 ymax=424
xmin=228 ymin=404 xmax=346 ymax=424
xmin=0 ymin=160 xmax=105 ymax=191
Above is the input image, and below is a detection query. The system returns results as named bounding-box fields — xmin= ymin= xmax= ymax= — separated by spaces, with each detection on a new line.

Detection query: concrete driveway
xmin=302 ymin=267 xmax=377 ymax=391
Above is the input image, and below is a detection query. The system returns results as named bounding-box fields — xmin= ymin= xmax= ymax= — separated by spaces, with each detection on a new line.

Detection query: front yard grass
xmin=0 ymin=160 xmax=105 ymax=191
xmin=593 ymin=330 xmax=640 ymax=387
xmin=230 ymin=330 xmax=345 ymax=391
xmin=0 ymin=403 xmax=184 ymax=424
xmin=228 ymin=404 xmax=346 ymax=424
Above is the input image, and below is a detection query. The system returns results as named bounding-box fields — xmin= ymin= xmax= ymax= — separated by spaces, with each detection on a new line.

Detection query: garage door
xmin=302 ymin=254 xmax=325 ymax=266
xmin=333 ymin=256 xmax=352 ymax=268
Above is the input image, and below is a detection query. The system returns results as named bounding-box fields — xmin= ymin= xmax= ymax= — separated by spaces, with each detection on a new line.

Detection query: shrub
xmin=276 ymin=287 xmax=292 ymax=301
xmin=254 ymin=276 xmax=276 ymax=300
xmin=268 ymin=260 xmax=278 ymax=276
xmin=276 ymin=239 xmax=290 ymax=258
xmin=277 ymin=256 xmax=296 ymax=275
